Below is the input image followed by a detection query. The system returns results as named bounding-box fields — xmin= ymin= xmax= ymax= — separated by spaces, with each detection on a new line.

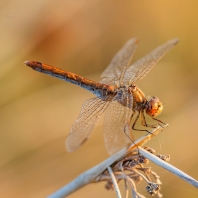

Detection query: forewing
xmin=100 ymin=38 xmax=138 ymax=85
xmin=66 ymin=97 xmax=110 ymax=152
xmin=123 ymin=38 xmax=179 ymax=85
xmin=103 ymin=101 xmax=133 ymax=155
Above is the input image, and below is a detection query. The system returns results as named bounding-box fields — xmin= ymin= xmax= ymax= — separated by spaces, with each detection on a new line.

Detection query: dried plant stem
xmin=138 ymin=147 xmax=198 ymax=188
xmin=47 ymin=146 xmax=128 ymax=198
xmin=48 ymin=125 xmax=198 ymax=198
xmin=48 ymin=126 xmax=163 ymax=198
xmin=107 ymin=166 xmax=122 ymax=198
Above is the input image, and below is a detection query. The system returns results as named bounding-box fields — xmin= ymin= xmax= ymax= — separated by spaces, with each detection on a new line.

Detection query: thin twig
xmin=124 ymin=178 xmax=129 ymax=198
xmin=48 ymin=125 xmax=198 ymax=197
xmin=107 ymin=166 xmax=122 ymax=198
xmin=47 ymin=126 xmax=164 ymax=198
xmin=138 ymin=147 xmax=198 ymax=188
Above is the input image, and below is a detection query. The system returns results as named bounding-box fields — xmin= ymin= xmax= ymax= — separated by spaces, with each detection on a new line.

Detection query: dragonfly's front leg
xmin=152 ymin=117 xmax=167 ymax=128
xmin=140 ymin=111 xmax=158 ymax=128
xmin=132 ymin=110 xmax=151 ymax=134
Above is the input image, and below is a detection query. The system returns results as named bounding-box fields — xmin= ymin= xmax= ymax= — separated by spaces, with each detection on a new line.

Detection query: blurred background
xmin=0 ymin=0 xmax=198 ymax=197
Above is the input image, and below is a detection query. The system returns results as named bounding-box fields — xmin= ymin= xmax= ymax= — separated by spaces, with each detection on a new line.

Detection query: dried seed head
xmin=139 ymin=155 xmax=149 ymax=164
xmin=105 ymin=181 xmax=114 ymax=190
xmin=133 ymin=175 xmax=143 ymax=184
xmin=156 ymin=154 xmax=170 ymax=162
xmin=144 ymin=146 xmax=156 ymax=154
xmin=143 ymin=167 xmax=151 ymax=174
xmin=156 ymin=179 xmax=162 ymax=185
xmin=156 ymin=191 xmax=163 ymax=198
xmin=146 ymin=182 xmax=161 ymax=196
xmin=97 ymin=147 xmax=165 ymax=197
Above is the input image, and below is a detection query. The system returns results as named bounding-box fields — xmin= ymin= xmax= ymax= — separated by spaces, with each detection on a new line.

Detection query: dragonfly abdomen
xmin=25 ymin=61 xmax=115 ymax=98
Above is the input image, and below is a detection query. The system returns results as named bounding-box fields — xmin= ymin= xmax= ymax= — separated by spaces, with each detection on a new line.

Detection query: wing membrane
xmin=100 ymin=38 xmax=138 ymax=85
xmin=66 ymin=97 xmax=110 ymax=152
xmin=123 ymin=38 xmax=179 ymax=85
xmin=103 ymin=101 xmax=133 ymax=155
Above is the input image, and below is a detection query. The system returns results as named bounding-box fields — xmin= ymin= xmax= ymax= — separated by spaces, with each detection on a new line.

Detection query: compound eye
xmin=146 ymin=97 xmax=163 ymax=117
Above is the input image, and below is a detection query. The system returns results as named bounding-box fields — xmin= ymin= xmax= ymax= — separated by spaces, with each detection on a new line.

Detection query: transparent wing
xmin=123 ymin=38 xmax=179 ymax=85
xmin=100 ymin=38 xmax=138 ymax=85
xmin=103 ymin=100 xmax=133 ymax=155
xmin=66 ymin=97 xmax=110 ymax=152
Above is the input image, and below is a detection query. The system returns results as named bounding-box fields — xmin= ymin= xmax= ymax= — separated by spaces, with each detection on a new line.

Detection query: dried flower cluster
xmin=48 ymin=127 xmax=197 ymax=198
xmin=96 ymin=147 xmax=170 ymax=198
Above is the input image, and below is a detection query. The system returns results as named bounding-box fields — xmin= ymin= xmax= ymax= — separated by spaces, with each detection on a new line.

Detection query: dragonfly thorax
xmin=115 ymin=86 xmax=129 ymax=98
xmin=145 ymin=96 xmax=163 ymax=117
xmin=129 ymin=85 xmax=146 ymax=104
xmin=114 ymin=86 xmax=133 ymax=108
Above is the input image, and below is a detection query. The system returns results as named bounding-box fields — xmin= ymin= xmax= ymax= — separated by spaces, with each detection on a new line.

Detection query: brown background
xmin=0 ymin=0 xmax=198 ymax=197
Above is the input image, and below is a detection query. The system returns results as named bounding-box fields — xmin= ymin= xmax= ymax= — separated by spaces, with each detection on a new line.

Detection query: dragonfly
xmin=24 ymin=38 xmax=179 ymax=155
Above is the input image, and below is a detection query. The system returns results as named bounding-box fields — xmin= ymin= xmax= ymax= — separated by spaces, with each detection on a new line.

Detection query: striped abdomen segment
xmin=24 ymin=61 xmax=115 ymax=98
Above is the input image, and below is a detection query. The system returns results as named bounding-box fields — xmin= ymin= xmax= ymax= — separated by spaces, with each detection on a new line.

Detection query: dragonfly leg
xmin=124 ymin=111 xmax=141 ymax=159
xmin=132 ymin=111 xmax=151 ymax=134
xmin=140 ymin=111 xmax=158 ymax=128
xmin=152 ymin=118 xmax=167 ymax=128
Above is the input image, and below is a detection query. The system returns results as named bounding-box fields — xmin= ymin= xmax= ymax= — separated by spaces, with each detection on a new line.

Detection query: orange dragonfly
xmin=24 ymin=38 xmax=179 ymax=155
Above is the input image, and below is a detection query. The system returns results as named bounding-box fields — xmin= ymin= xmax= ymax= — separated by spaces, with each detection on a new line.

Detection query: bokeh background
xmin=1 ymin=0 xmax=198 ymax=197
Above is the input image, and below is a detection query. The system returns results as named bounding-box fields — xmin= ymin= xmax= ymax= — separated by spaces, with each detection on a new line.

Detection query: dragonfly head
xmin=146 ymin=96 xmax=163 ymax=117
